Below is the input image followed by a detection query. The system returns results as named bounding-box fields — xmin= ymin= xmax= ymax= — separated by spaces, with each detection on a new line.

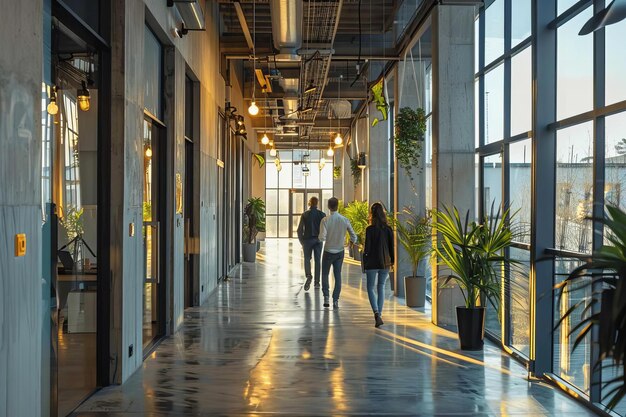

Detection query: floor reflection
xmin=76 ymin=239 xmax=597 ymax=416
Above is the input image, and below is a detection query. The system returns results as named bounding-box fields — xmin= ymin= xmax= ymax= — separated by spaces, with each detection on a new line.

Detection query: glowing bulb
xmin=269 ymin=147 xmax=277 ymax=157
xmin=326 ymin=146 xmax=334 ymax=157
xmin=334 ymin=133 xmax=343 ymax=146
xmin=248 ymin=101 xmax=259 ymax=116
xmin=261 ymin=134 xmax=269 ymax=145
xmin=47 ymin=100 xmax=58 ymax=115
xmin=145 ymin=147 xmax=152 ymax=158
xmin=77 ymin=81 xmax=90 ymax=112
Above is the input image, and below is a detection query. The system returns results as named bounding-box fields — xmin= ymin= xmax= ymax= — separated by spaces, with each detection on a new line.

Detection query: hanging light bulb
xmin=326 ymin=146 xmax=334 ymax=157
xmin=269 ymin=146 xmax=277 ymax=157
xmin=77 ymin=81 xmax=90 ymax=112
xmin=334 ymin=132 xmax=343 ymax=146
xmin=248 ymin=101 xmax=259 ymax=116
xmin=145 ymin=146 xmax=152 ymax=158
xmin=47 ymin=86 xmax=59 ymax=115
xmin=261 ymin=133 xmax=269 ymax=145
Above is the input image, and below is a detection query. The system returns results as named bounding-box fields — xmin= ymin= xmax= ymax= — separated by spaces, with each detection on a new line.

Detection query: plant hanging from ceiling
xmin=370 ymin=77 xmax=388 ymax=127
xmin=350 ymin=157 xmax=362 ymax=188
xmin=395 ymin=107 xmax=426 ymax=181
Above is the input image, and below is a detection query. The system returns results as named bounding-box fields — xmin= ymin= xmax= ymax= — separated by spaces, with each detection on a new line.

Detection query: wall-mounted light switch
xmin=129 ymin=222 xmax=135 ymax=237
xmin=15 ymin=234 xmax=26 ymax=257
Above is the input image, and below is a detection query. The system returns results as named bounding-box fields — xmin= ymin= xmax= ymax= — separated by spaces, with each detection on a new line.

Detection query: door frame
xmin=289 ymin=189 xmax=323 ymax=238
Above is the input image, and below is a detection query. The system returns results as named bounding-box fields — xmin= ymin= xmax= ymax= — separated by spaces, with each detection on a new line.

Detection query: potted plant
xmin=343 ymin=200 xmax=369 ymax=260
xmin=394 ymin=107 xmax=426 ymax=182
xmin=555 ymin=205 xmax=626 ymax=409
xmin=393 ymin=209 xmax=431 ymax=308
xmin=243 ymin=197 xmax=265 ymax=262
xmin=431 ymin=204 xmax=517 ymax=350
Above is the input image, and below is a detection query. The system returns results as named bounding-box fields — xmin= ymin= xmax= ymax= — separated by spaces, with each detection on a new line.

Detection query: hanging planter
xmin=350 ymin=157 xmax=362 ymax=188
xmin=370 ymin=77 xmax=389 ymax=127
xmin=394 ymin=107 xmax=426 ymax=181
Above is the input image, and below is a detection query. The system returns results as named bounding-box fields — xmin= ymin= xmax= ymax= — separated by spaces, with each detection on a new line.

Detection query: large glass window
xmin=606 ymin=19 xmax=626 ymax=106
xmin=553 ymin=257 xmax=591 ymax=394
xmin=555 ymin=122 xmax=594 ymax=254
xmin=485 ymin=0 xmax=504 ymax=64
xmin=265 ymin=150 xmax=334 ymax=238
xmin=509 ymin=139 xmax=532 ymax=243
xmin=510 ymin=247 xmax=530 ymax=356
xmin=510 ymin=47 xmax=532 ymax=136
xmin=605 ymin=112 xmax=626 ymax=209
xmin=511 ymin=0 xmax=531 ymax=48
xmin=556 ymin=7 xmax=593 ymax=121
xmin=484 ymin=152 xmax=503 ymax=338
xmin=484 ymin=64 xmax=504 ymax=144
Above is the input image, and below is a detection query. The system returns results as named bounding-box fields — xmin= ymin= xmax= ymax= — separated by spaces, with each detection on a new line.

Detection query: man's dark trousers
xmin=302 ymin=238 xmax=322 ymax=285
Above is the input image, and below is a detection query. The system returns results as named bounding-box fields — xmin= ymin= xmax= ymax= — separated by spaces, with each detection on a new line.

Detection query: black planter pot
xmin=456 ymin=306 xmax=486 ymax=350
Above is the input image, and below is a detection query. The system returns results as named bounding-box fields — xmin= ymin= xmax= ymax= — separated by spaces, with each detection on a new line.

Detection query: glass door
xmin=289 ymin=189 xmax=322 ymax=238
xmin=142 ymin=118 xmax=164 ymax=351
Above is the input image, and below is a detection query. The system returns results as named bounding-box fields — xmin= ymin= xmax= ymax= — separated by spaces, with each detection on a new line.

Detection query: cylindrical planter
xmin=389 ymin=271 xmax=395 ymax=292
xmin=456 ymin=306 xmax=486 ymax=350
xmin=404 ymin=276 xmax=425 ymax=307
xmin=242 ymin=243 xmax=257 ymax=263
xmin=353 ymin=249 xmax=362 ymax=261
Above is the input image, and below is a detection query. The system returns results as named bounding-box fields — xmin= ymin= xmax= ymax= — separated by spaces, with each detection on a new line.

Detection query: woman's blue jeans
xmin=366 ymin=269 xmax=389 ymax=314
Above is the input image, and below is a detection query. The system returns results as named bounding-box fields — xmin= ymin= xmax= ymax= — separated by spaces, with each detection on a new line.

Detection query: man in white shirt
xmin=319 ymin=197 xmax=358 ymax=309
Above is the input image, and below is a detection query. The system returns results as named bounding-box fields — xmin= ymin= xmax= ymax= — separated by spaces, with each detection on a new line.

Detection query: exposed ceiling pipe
xmin=270 ymin=0 xmax=303 ymax=61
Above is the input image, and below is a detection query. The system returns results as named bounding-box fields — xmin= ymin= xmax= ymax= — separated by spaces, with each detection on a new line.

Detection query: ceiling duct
xmin=270 ymin=0 xmax=303 ymax=61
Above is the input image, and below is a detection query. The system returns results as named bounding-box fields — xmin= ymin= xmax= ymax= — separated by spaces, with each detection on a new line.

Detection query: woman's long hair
xmin=369 ymin=202 xmax=388 ymax=228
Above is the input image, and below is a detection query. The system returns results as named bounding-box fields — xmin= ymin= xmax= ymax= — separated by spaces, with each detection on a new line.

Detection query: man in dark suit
xmin=297 ymin=196 xmax=326 ymax=291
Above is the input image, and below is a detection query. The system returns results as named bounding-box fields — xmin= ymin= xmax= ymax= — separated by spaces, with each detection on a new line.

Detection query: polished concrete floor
xmin=75 ymin=239 xmax=597 ymax=416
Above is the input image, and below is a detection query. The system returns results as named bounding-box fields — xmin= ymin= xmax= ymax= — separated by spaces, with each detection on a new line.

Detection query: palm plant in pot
xmin=432 ymin=204 xmax=518 ymax=350
xmin=393 ymin=209 xmax=431 ymax=308
xmin=554 ymin=205 xmax=626 ymax=409
xmin=343 ymin=200 xmax=369 ymax=260
xmin=242 ymin=197 xmax=265 ymax=263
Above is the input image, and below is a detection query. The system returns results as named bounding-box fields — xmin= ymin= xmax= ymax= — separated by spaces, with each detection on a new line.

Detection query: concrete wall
xmin=0 ymin=1 xmax=43 ymax=416
xmin=108 ymin=0 xmax=236 ymax=383
xmin=431 ymin=5 xmax=476 ymax=327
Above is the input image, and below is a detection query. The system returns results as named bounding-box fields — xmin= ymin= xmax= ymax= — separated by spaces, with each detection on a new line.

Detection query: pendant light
xmin=47 ymin=85 xmax=59 ymax=115
xmin=270 ymin=146 xmax=277 ymax=157
xmin=261 ymin=133 xmax=269 ymax=145
xmin=248 ymin=0 xmax=259 ymax=116
xmin=326 ymin=146 xmax=334 ymax=157
xmin=333 ymin=74 xmax=343 ymax=145
xmin=145 ymin=146 xmax=153 ymax=158
xmin=77 ymin=81 xmax=90 ymax=112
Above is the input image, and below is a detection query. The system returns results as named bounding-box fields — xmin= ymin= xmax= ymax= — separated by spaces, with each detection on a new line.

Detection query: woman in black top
xmin=363 ymin=202 xmax=394 ymax=327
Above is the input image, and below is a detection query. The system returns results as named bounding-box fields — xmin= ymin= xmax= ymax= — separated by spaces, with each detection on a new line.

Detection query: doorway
xmin=290 ymin=189 xmax=322 ymax=238
xmin=142 ymin=117 xmax=165 ymax=351
xmin=184 ymin=138 xmax=195 ymax=307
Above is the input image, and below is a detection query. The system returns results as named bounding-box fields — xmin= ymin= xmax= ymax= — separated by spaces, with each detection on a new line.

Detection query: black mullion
xmin=479 ymin=6 xmax=486 ymax=148
xmin=503 ymin=0 xmax=513 ymax=348
xmin=476 ymin=38 xmax=532 ymax=78
xmin=590 ymin=0 xmax=606 ymax=404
